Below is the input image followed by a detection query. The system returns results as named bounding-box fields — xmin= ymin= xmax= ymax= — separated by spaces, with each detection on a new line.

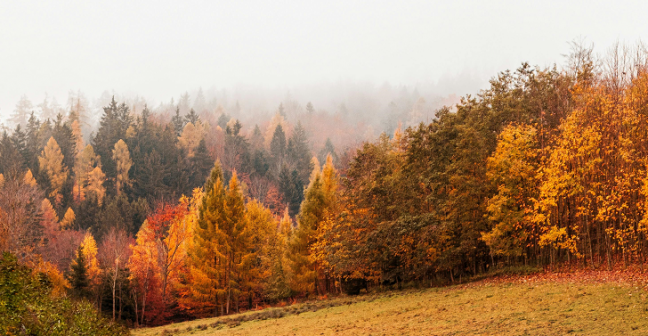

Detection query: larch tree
xmin=243 ymin=199 xmax=275 ymax=306
xmin=112 ymin=139 xmax=132 ymax=196
xmin=217 ymin=171 xmax=253 ymax=314
xmin=178 ymin=122 xmax=206 ymax=158
xmin=288 ymin=163 xmax=325 ymax=295
xmin=60 ymin=207 xmax=76 ymax=229
xmin=38 ymin=136 xmax=69 ymax=201
xmin=73 ymin=144 xmax=100 ymax=202
xmin=87 ymin=166 xmax=107 ymax=205
xmin=182 ymin=161 xmax=227 ymax=316
xmin=264 ymin=208 xmax=292 ymax=301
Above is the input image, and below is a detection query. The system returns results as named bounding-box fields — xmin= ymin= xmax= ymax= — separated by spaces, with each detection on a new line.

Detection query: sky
xmin=1 ymin=0 xmax=647 ymax=120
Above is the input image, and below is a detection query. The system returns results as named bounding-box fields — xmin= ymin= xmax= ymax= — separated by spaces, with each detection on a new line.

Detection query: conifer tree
xmin=218 ymin=171 xmax=253 ymax=314
xmin=270 ymin=124 xmax=287 ymax=166
xmin=178 ymin=122 xmax=206 ymax=158
xmin=79 ymin=232 xmax=101 ymax=285
xmin=93 ymin=97 xmax=132 ymax=190
xmin=185 ymin=109 xmax=200 ymax=125
xmin=69 ymin=245 xmax=90 ymax=298
xmin=265 ymin=209 xmax=292 ymax=301
xmin=183 ymin=161 xmax=227 ymax=316
xmin=9 ymin=95 xmax=33 ymax=128
xmin=288 ymin=166 xmax=324 ymax=294
xmin=38 ymin=137 xmax=69 ymax=201
xmin=60 ymin=207 xmax=76 ymax=229
xmin=112 ymin=139 xmax=132 ymax=196
xmin=287 ymin=121 xmax=313 ymax=183
xmin=87 ymin=166 xmax=107 ymax=205
xmin=23 ymin=169 xmax=37 ymax=187
xmin=318 ymin=138 xmax=338 ymax=167
xmin=172 ymin=106 xmax=185 ymax=135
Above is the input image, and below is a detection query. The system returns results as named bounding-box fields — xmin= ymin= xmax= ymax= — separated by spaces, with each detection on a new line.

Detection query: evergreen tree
xmin=188 ymin=139 xmax=214 ymax=190
xmin=318 ymin=138 xmax=338 ymax=167
xmin=8 ymin=95 xmax=33 ymax=128
xmin=0 ymin=132 xmax=23 ymax=176
xmin=185 ymin=108 xmax=200 ymax=125
xmin=172 ymin=106 xmax=185 ymax=136
xmin=69 ymin=245 xmax=90 ymax=298
xmin=270 ymin=124 xmax=287 ymax=176
xmin=92 ymin=97 xmax=132 ymax=194
xmin=287 ymin=121 xmax=313 ymax=183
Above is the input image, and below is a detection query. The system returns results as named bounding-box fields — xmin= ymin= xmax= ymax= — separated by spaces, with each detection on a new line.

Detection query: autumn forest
xmin=3 ymin=43 xmax=648 ymax=333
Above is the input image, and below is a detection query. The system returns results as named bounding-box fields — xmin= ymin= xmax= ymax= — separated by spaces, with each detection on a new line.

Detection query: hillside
xmin=133 ymin=270 xmax=648 ymax=336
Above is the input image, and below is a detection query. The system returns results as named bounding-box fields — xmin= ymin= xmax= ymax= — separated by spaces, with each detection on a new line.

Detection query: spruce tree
xmin=185 ymin=108 xmax=200 ymax=125
xmin=287 ymin=121 xmax=312 ymax=183
xmin=270 ymin=124 xmax=286 ymax=163
xmin=69 ymin=245 xmax=90 ymax=298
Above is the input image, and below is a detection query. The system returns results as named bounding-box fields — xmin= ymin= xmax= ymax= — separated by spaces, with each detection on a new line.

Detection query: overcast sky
xmin=1 ymin=0 xmax=647 ymax=120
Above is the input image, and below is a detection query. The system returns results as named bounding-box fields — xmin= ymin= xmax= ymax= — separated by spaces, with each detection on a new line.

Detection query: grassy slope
xmin=134 ymin=271 xmax=648 ymax=336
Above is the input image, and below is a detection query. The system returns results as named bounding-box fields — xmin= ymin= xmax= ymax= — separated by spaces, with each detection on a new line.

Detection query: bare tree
xmin=0 ymin=173 xmax=43 ymax=257
xmin=99 ymin=227 xmax=131 ymax=320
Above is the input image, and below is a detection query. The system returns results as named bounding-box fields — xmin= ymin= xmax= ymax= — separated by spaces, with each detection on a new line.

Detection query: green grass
xmin=133 ymin=276 xmax=648 ymax=335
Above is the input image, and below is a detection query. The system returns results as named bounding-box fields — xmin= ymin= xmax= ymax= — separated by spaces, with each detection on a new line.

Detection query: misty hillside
xmin=3 ymin=1 xmax=648 ymax=335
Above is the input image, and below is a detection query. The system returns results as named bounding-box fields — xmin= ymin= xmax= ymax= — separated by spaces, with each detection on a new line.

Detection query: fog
xmin=2 ymin=0 xmax=648 ymax=131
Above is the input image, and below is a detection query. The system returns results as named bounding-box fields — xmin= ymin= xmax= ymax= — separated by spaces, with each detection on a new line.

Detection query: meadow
xmin=134 ymin=270 xmax=648 ymax=336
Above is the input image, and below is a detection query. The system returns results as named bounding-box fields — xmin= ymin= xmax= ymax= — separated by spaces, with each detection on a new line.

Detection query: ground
xmin=133 ymin=269 xmax=648 ymax=335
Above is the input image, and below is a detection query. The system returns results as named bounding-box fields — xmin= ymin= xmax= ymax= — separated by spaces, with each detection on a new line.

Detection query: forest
xmin=2 ymin=43 xmax=648 ymax=330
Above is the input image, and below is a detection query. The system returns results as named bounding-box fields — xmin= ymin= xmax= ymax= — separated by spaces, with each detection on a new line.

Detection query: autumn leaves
xmin=126 ymin=156 xmax=339 ymax=324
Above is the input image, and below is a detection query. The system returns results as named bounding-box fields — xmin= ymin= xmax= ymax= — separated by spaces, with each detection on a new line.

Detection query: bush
xmin=0 ymin=252 xmax=128 ymax=335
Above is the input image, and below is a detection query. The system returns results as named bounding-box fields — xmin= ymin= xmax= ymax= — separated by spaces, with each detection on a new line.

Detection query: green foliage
xmin=69 ymin=245 xmax=90 ymax=298
xmin=0 ymin=252 xmax=128 ymax=336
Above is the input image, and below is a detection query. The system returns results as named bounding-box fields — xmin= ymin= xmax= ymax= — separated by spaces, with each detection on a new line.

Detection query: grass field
xmin=133 ymin=270 xmax=648 ymax=335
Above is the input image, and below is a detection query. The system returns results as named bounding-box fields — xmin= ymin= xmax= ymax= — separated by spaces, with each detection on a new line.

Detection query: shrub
xmin=0 ymin=252 xmax=128 ymax=335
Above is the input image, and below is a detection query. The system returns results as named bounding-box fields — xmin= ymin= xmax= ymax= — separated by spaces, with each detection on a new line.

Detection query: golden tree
xmin=38 ymin=137 xmax=69 ymax=201
xmin=112 ymin=139 xmax=132 ymax=196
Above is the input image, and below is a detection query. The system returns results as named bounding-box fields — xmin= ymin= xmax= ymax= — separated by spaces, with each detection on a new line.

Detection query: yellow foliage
xmin=24 ymin=169 xmax=37 ymax=187
xmin=38 ymin=137 xmax=69 ymax=199
xmin=112 ymin=139 xmax=132 ymax=195
xmin=60 ymin=207 xmax=75 ymax=229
